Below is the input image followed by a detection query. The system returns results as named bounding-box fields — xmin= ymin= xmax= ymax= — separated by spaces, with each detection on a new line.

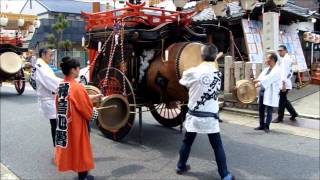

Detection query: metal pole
xmin=139 ymin=106 xmax=142 ymax=144
xmin=311 ymin=43 xmax=314 ymax=66
xmin=229 ymin=31 xmax=235 ymax=58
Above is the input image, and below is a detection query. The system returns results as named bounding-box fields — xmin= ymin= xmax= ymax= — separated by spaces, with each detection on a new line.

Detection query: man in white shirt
xmin=253 ymin=51 xmax=281 ymax=133
xmin=176 ymin=44 xmax=234 ymax=180
xmin=35 ymin=48 xmax=61 ymax=148
xmin=272 ymin=45 xmax=298 ymax=123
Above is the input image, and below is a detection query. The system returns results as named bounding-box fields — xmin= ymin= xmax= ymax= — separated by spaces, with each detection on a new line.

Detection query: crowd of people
xmin=29 ymin=44 xmax=297 ymax=180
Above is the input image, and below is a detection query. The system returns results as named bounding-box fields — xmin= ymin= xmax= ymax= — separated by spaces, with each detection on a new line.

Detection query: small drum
xmin=234 ymin=80 xmax=257 ymax=104
xmin=84 ymin=85 xmax=102 ymax=107
xmin=0 ymin=52 xmax=23 ymax=79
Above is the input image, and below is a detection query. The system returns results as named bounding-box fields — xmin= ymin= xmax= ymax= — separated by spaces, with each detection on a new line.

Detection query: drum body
xmin=84 ymin=85 xmax=102 ymax=107
xmin=146 ymin=42 xmax=204 ymax=102
xmin=234 ymin=80 xmax=257 ymax=104
xmin=0 ymin=52 xmax=23 ymax=80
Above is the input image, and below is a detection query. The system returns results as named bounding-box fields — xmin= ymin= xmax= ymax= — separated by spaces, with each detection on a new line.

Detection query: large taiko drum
xmin=234 ymin=80 xmax=257 ymax=104
xmin=0 ymin=52 xmax=23 ymax=80
xmin=147 ymin=42 xmax=206 ymax=102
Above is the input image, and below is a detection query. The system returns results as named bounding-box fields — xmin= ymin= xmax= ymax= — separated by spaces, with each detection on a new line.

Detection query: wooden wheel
xmin=97 ymin=67 xmax=136 ymax=141
xmin=148 ymin=101 xmax=187 ymax=127
xmin=14 ymin=69 xmax=25 ymax=95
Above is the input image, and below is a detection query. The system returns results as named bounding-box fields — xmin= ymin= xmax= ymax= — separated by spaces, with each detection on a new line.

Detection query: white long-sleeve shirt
xmin=35 ymin=58 xmax=61 ymax=119
xmin=258 ymin=65 xmax=281 ymax=107
xmin=278 ymin=53 xmax=293 ymax=90
xmin=179 ymin=62 xmax=221 ymax=134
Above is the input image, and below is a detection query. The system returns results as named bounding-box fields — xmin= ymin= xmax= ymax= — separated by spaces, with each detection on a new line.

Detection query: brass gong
xmin=234 ymin=80 xmax=257 ymax=104
xmin=97 ymin=94 xmax=130 ymax=132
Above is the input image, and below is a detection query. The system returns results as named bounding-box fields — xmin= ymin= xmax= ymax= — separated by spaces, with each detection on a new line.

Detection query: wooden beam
xmin=0 ymin=12 xmax=37 ymax=22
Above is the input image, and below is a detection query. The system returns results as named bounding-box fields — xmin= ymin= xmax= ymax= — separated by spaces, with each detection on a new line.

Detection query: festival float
xmin=0 ymin=12 xmax=40 ymax=94
xmin=81 ymin=0 xmax=293 ymax=141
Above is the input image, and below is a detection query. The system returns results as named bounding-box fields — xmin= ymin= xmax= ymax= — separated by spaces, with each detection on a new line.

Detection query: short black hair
xmin=39 ymin=48 xmax=50 ymax=58
xmin=267 ymin=52 xmax=278 ymax=63
xmin=201 ymin=44 xmax=218 ymax=62
xmin=278 ymin=45 xmax=287 ymax=51
xmin=60 ymin=56 xmax=81 ymax=75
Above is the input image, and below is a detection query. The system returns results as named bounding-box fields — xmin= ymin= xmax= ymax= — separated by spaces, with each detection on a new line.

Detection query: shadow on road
xmin=0 ymin=88 xmax=36 ymax=105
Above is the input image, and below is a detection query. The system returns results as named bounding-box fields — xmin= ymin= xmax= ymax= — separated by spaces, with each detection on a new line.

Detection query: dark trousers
xmin=49 ymin=119 xmax=57 ymax=147
xmin=278 ymin=90 xmax=298 ymax=120
xmin=258 ymin=95 xmax=273 ymax=129
xmin=177 ymin=132 xmax=229 ymax=179
xmin=78 ymin=171 xmax=88 ymax=180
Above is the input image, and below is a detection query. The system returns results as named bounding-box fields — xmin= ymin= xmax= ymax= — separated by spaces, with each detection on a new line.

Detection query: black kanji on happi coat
xmin=193 ymin=72 xmax=222 ymax=111
xmin=56 ymin=82 xmax=70 ymax=148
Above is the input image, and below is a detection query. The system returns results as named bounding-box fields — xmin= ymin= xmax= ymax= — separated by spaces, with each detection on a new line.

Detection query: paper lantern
xmin=82 ymin=37 xmax=85 ymax=47
xmin=309 ymin=33 xmax=316 ymax=43
xmin=240 ymin=0 xmax=256 ymax=11
xmin=17 ymin=18 xmax=25 ymax=27
xmin=98 ymin=41 xmax=102 ymax=52
xmin=29 ymin=25 xmax=35 ymax=33
xmin=212 ymin=1 xmax=227 ymax=17
xmin=174 ymin=0 xmax=188 ymax=8
xmin=315 ymin=34 xmax=320 ymax=44
xmin=0 ymin=16 xmax=8 ymax=27
xmin=303 ymin=32 xmax=312 ymax=42
xmin=33 ymin=19 xmax=41 ymax=28
xmin=273 ymin=0 xmax=288 ymax=6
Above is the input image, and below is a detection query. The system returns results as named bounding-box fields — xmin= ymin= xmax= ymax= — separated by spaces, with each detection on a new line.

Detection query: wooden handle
xmin=96 ymin=105 xmax=118 ymax=110
xmin=215 ymin=52 xmax=223 ymax=61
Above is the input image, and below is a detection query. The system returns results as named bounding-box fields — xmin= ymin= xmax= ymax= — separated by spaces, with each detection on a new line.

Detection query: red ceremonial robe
xmin=54 ymin=76 xmax=95 ymax=172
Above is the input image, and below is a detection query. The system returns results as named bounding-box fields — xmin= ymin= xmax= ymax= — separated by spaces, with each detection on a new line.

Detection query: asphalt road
xmin=1 ymin=86 xmax=319 ymax=180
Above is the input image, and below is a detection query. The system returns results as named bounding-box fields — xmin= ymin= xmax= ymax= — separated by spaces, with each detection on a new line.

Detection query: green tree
xmin=58 ymin=40 xmax=73 ymax=51
xmin=46 ymin=13 xmax=73 ymax=51
xmin=45 ymin=33 xmax=56 ymax=49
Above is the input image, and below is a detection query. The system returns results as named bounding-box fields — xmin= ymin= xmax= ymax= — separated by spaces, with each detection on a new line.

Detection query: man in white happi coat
xmin=176 ymin=44 xmax=234 ymax=180
xmin=253 ymin=51 xmax=281 ymax=133
xmin=272 ymin=45 xmax=298 ymax=123
xmin=34 ymin=48 xmax=61 ymax=148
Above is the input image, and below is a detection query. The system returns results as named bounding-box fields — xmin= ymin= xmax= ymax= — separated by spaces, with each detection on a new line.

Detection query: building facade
xmin=20 ymin=0 xmax=97 ymax=50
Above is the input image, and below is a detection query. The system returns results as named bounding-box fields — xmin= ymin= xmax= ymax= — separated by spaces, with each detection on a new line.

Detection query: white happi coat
xmin=35 ymin=58 xmax=61 ymax=119
xmin=258 ymin=65 xmax=281 ymax=107
xmin=278 ymin=53 xmax=293 ymax=90
xmin=179 ymin=62 xmax=221 ymax=134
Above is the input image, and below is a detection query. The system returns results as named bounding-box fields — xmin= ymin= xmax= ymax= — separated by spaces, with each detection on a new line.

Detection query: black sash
xmin=188 ymin=109 xmax=219 ymax=119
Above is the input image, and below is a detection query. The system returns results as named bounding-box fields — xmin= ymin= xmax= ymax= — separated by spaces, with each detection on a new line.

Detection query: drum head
xmin=0 ymin=52 xmax=23 ymax=74
xmin=84 ymin=85 xmax=102 ymax=107
xmin=178 ymin=42 xmax=203 ymax=78
xmin=235 ymin=80 xmax=257 ymax=104
xmin=98 ymin=94 xmax=130 ymax=132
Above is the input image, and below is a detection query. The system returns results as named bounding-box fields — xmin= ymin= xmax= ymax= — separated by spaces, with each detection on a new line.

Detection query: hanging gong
xmin=234 ymin=80 xmax=257 ymax=104
xmin=98 ymin=94 xmax=130 ymax=132
xmin=84 ymin=85 xmax=102 ymax=107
